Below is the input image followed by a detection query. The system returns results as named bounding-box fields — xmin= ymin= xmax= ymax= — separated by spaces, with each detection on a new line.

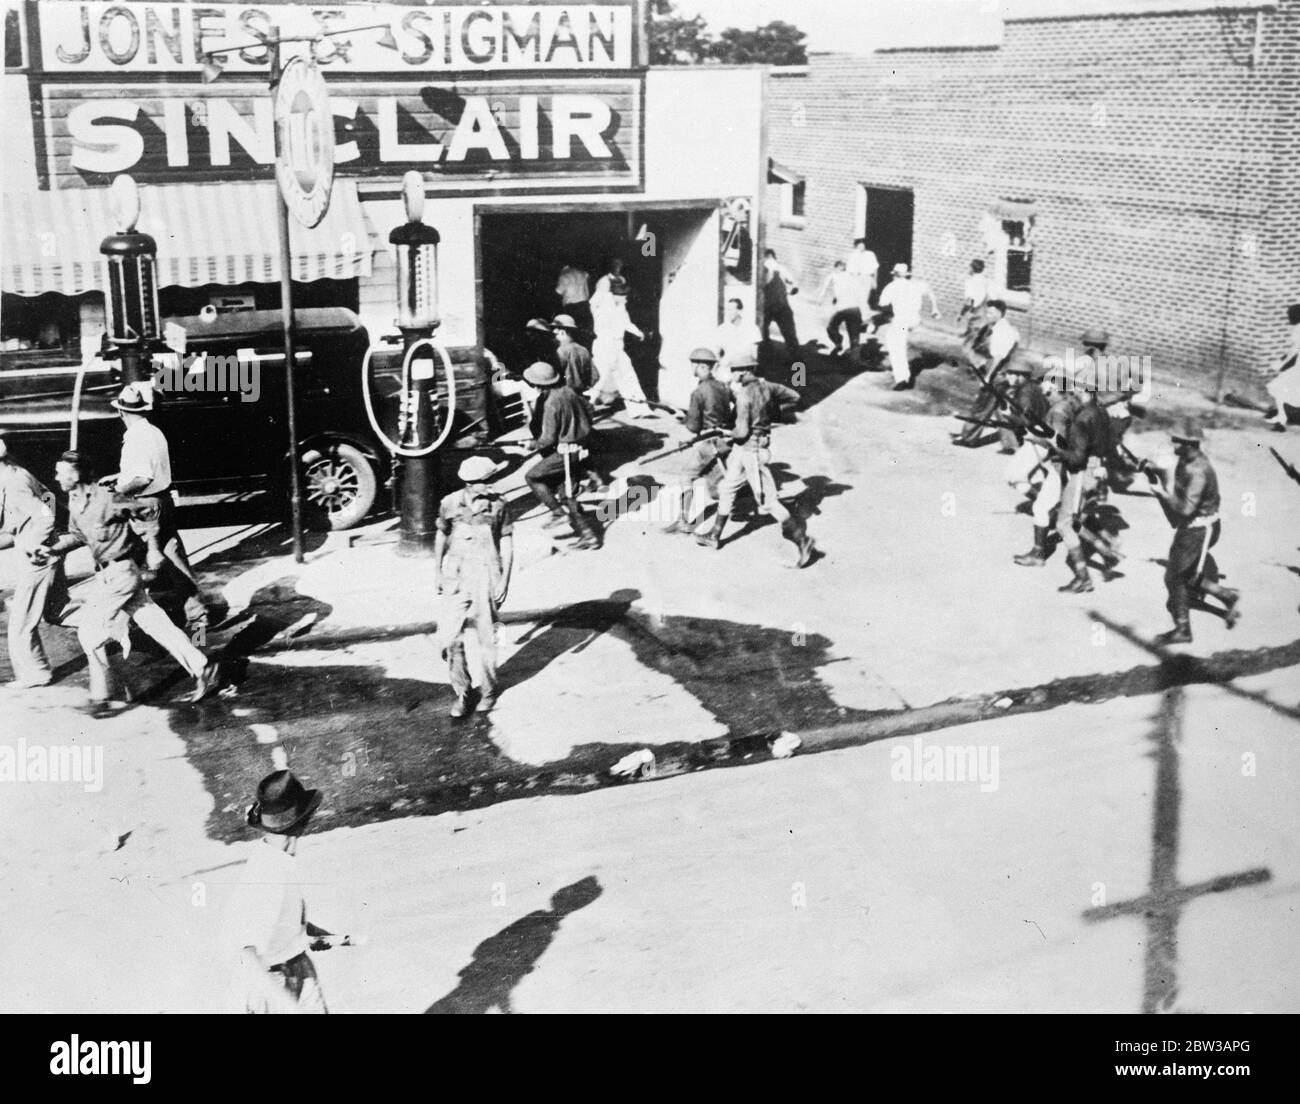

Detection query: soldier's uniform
xmin=1055 ymin=380 xmax=1112 ymax=594
xmin=664 ymin=347 xmax=734 ymax=536
xmin=54 ymin=467 xmax=215 ymax=708
xmin=1002 ymin=361 xmax=1051 ymax=498
xmin=0 ymin=455 xmax=63 ymax=686
xmin=435 ymin=463 xmax=513 ymax=716
xmin=523 ymin=362 xmax=602 ymax=549
xmin=696 ymin=355 xmax=814 ymax=566
xmin=1013 ymin=375 xmax=1077 ymax=566
xmin=1155 ymin=420 xmax=1239 ymax=644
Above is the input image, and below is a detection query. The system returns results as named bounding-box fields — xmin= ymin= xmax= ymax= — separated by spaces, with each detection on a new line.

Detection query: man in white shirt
xmin=818 ymin=260 xmax=865 ymax=355
xmin=878 ymin=263 xmax=940 ymax=390
xmin=225 ymin=770 xmax=341 ymax=1014
xmin=1265 ymin=303 xmax=1300 ymax=432
xmin=845 ymin=238 xmax=878 ymax=313
xmin=589 ymin=274 xmax=648 ymax=410
xmin=957 ymin=258 xmax=990 ymax=349
xmin=555 ymin=262 xmax=592 ymax=337
xmin=713 ymin=297 xmax=762 ymax=383
xmin=954 ymin=298 xmax=1022 ymax=447
xmin=106 ymin=382 xmax=205 ymax=625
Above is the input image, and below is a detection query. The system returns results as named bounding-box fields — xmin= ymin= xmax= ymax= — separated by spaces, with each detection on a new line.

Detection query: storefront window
xmin=0 ymin=293 xmax=83 ymax=367
xmin=4 ymin=0 xmax=25 ymax=71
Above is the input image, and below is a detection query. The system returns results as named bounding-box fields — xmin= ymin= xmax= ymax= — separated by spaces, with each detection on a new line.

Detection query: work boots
xmin=1203 ymin=584 xmax=1242 ymax=629
xmin=1156 ymin=618 xmax=1193 ymax=645
xmin=781 ymin=516 xmax=816 ymax=568
xmin=570 ymin=505 xmax=603 ymax=550
xmin=1057 ymin=550 xmax=1094 ymax=593
xmin=1014 ymin=526 xmax=1050 ymax=567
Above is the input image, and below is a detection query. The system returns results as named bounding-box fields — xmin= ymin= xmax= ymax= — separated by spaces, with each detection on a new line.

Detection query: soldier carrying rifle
xmin=662 ymin=347 xmax=735 ymax=536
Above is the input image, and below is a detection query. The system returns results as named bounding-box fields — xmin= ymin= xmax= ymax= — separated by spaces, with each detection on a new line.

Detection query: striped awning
xmin=3 ymin=181 xmax=375 ymax=297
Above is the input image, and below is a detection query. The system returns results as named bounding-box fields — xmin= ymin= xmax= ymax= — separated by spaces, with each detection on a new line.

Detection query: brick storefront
xmin=762 ymin=0 xmax=1299 ymax=398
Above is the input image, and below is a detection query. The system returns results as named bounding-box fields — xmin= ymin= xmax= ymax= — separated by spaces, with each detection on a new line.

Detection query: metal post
xmin=119 ymin=346 xmax=147 ymax=386
xmin=269 ymin=27 xmax=305 ymax=565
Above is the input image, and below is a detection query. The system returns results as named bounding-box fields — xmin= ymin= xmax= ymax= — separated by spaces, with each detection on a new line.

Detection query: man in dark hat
xmin=1149 ymin=419 xmax=1239 ymax=644
xmin=1264 ymin=303 xmax=1300 ymax=433
xmin=695 ymin=352 xmax=815 ymax=566
xmin=226 ymin=770 xmax=339 ymax=1014
xmin=435 ymin=455 xmax=513 ymax=717
xmin=0 ymin=433 xmax=65 ymax=687
xmin=44 ymin=450 xmax=219 ymax=714
xmin=523 ymin=362 xmax=602 ymax=549
xmin=663 ymin=347 xmax=735 ymax=535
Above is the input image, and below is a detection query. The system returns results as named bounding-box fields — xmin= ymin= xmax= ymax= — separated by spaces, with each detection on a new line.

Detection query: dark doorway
xmin=863 ymin=186 xmax=914 ymax=295
xmin=478 ymin=211 xmax=657 ymax=375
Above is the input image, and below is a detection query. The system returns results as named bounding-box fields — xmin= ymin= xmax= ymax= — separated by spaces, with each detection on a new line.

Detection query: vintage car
xmin=0 ymin=308 xmax=499 ymax=531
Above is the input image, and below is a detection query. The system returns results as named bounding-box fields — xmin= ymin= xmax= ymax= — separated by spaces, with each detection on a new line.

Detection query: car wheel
xmin=300 ymin=442 xmax=377 ymax=531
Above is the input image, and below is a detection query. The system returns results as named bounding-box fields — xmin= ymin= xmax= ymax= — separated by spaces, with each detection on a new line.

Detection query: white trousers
xmin=885 ymin=323 xmax=912 ymax=384
xmin=592 ymin=337 xmax=646 ymax=403
xmin=1006 ymin=441 xmax=1050 ymax=498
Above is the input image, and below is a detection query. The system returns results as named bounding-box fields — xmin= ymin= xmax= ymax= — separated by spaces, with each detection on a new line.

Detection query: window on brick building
xmin=769 ymin=159 xmax=807 ymax=230
xmin=982 ymin=200 xmax=1036 ymax=309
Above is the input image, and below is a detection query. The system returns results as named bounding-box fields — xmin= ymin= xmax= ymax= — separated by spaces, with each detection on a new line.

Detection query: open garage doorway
xmin=477 ymin=205 xmax=720 ymax=405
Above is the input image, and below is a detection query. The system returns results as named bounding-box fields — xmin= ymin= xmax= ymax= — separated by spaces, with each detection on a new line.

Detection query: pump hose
xmin=361 ymin=337 xmax=458 ymax=459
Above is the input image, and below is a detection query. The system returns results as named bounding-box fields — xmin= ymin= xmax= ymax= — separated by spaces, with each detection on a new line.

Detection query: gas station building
xmin=1 ymin=0 xmax=767 ymax=409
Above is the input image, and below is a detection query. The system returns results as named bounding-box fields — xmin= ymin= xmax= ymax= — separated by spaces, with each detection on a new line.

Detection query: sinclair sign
xmin=16 ymin=1 xmax=646 ymax=191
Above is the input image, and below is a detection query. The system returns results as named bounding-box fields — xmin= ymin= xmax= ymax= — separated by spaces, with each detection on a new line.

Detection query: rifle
xmin=972 ymin=406 xmax=1124 ymax=563
xmin=1270 ymin=446 xmax=1300 ymax=488
xmin=636 ymin=429 xmax=725 ymax=466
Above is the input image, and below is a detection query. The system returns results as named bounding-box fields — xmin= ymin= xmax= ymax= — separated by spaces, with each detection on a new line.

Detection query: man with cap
xmin=1084 ymin=328 xmax=1147 ymax=488
xmin=588 ymin=275 xmax=649 ymax=411
xmin=1149 ymin=419 xmax=1239 ymax=644
xmin=104 ymin=382 xmax=206 ymax=629
xmin=878 ymin=262 xmax=941 ymax=390
xmin=43 ymin=450 xmax=219 ymax=713
xmin=1264 ymin=303 xmax=1300 ymax=433
xmin=434 ymin=455 xmax=514 ymax=717
xmin=0 ymin=434 xmax=66 ymax=687
xmin=953 ymin=298 xmax=1020 ymax=447
xmin=663 ymin=347 xmax=735 ymax=535
xmin=1054 ymin=367 xmax=1112 ymax=594
xmin=524 ymin=361 xmax=602 ymax=550
xmin=695 ymin=351 xmax=814 ymax=566
xmin=1001 ymin=358 xmax=1051 ymax=501
xmin=549 ymin=314 xmax=598 ymax=395
xmin=226 ymin=770 xmax=339 ymax=1014
xmin=1014 ymin=362 xmax=1078 ymax=567
xmin=524 ymin=317 xmax=561 ymax=374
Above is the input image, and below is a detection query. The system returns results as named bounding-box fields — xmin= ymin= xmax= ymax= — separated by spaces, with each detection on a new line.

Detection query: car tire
xmin=300 ymin=441 xmax=377 ymax=531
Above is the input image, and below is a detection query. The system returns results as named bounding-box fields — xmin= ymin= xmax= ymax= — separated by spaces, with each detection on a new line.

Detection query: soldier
xmin=663 ymin=347 xmax=734 ymax=536
xmin=1002 ymin=359 xmax=1051 ymax=503
xmin=1013 ymin=363 xmax=1078 ymax=567
xmin=0 ymin=434 xmax=64 ymax=687
xmin=43 ymin=451 xmax=218 ymax=714
xmin=104 ymin=383 xmax=207 ymax=629
xmin=695 ymin=351 xmax=815 ymax=566
xmin=1054 ymin=368 xmax=1112 ymax=593
xmin=523 ymin=362 xmax=602 ymax=550
xmin=1084 ymin=328 xmax=1147 ymax=489
xmin=434 ymin=456 xmax=514 ymax=718
xmin=549 ymin=314 xmax=598 ymax=395
xmin=1149 ymin=419 xmax=1240 ymax=644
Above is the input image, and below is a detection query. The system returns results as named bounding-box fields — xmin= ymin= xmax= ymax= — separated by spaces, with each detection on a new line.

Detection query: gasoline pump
xmin=361 ymin=172 xmax=458 ymax=556
xmin=99 ymin=175 xmax=164 ymax=387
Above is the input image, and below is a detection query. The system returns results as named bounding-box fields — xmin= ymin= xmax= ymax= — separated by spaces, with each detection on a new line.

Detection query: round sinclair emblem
xmin=274 ymin=57 xmax=334 ymax=229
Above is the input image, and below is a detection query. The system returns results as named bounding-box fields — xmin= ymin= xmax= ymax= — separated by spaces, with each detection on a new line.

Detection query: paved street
xmin=2 ymin=351 xmax=1299 ymax=1012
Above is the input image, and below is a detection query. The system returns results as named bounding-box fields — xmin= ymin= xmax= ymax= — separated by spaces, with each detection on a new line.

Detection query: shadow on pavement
xmin=424 ymin=875 xmax=603 ymax=1014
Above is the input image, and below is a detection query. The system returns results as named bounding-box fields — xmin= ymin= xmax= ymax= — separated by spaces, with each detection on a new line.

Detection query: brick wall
xmin=763 ymin=0 xmax=1300 ymax=397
